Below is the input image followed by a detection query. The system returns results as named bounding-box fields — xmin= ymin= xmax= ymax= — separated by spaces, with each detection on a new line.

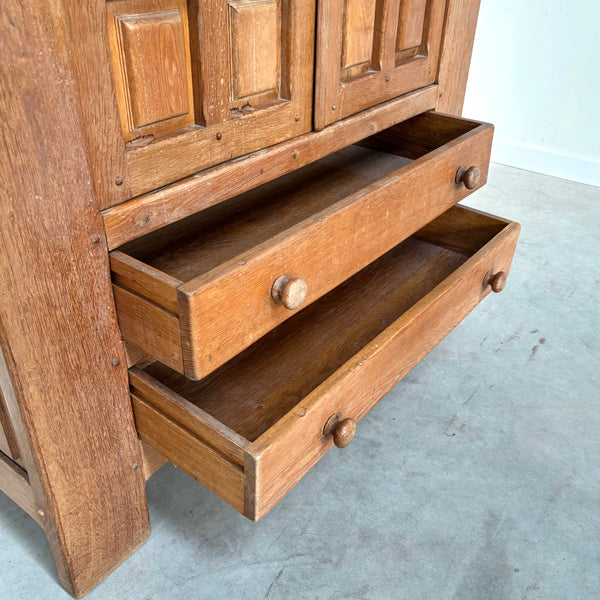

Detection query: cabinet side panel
xmin=436 ymin=0 xmax=481 ymax=115
xmin=0 ymin=1 xmax=150 ymax=596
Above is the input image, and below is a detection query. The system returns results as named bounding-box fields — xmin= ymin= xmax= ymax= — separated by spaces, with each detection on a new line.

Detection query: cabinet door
xmin=315 ymin=0 xmax=446 ymax=129
xmin=107 ymin=0 xmax=315 ymax=198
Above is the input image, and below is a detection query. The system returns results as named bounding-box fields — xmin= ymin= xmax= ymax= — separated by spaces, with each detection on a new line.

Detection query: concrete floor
xmin=1 ymin=164 xmax=599 ymax=599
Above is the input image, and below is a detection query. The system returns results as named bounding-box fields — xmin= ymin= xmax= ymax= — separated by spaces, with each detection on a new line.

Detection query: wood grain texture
xmin=0 ymin=423 xmax=11 ymax=460
xmin=229 ymin=0 xmax=280 ymax=102
xmin=0 ymin=347 xmax=34 ymax=473
xmin=136 ymin=238 xmax=457 ymax=442
xmin=102 ymin=85 xmax=438 ymax=249
xmin=436 ymin=0 xmax=481 ymax=115
xmin=121 ymin=0 xmax=315 ymax=199
xmin=0 ymin=2 xmax=150 ymax=596
xmin=341 ymin=0 xmax=377 ymax=71
xmin=140 ymin=440 xmax=168 ymax=479
xmin=111 ymin=114 xmax=493 ymax=380
xmin=112 ymin=285 xmax=184 ymax=373
xmin=131 ymin=394 xmax=246 ymax=513
xmin=111 ymin=250 xmax=182 ymax=313
xmin=249 ymin=208 xmax=520 ymax=519
xmin=178 ymin=120 xmax=492 ymax=379
xmin=132 ymin=206 xmax=520 ymax=521
xmin=0 ymin=386 xmax=20 ymax=461
xmin=60 ymin=0 xmax=131 ymax=208
xmin=315 ymin=0 xmax=445 ymax=129
xmin=359 ymin=111 xmax=487 ymax=158
xmin=372 ymin=0 xmax=402 ymax=72
xmin=397 ymin=0 xmax=428 ymax=52
xmin=0 ymin=451 xmax=40 ymax=525
xmin=130 ymin=367 xmax=250 ymax=465
xmin=107 ymin=0 xmax=195 ymax=139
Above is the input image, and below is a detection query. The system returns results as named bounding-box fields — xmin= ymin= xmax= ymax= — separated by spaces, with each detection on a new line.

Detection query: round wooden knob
xmin=485 ymin=270 xmax=507 ymax=293
xmin=455 ymin=165 xmax=481 ymax=190
xmin=271 ymin=275 xmax=307 ymax=310
xmin=323 ymin=415 xmax=357 ymax=448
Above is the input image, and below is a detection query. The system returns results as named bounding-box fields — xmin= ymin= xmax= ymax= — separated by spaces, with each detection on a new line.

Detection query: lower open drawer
xmin=130 ymin=205 xmax=520 ymax=520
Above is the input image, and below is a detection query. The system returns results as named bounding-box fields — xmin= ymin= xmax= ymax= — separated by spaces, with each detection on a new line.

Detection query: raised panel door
xmin=106 ymin=0 xmax=315 ymax=198
xmin=315 ymin=0 xmax=447 ymax=129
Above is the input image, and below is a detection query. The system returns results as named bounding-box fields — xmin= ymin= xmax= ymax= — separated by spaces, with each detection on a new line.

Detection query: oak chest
xmin=0 ymin=1 xmax=518 ymax=596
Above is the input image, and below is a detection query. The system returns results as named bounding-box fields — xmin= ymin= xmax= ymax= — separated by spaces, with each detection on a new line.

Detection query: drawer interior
xmin=134 ymin=205 xmax=508 ymax=443
xmin=115 ymin=114 xmax=484 ymax=281
xmin=113 ymin=113 xmax=492 ymax=379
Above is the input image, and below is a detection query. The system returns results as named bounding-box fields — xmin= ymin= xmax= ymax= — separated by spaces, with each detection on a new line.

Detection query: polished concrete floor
xmin=1 ymin=164 xmax=599 ymax=600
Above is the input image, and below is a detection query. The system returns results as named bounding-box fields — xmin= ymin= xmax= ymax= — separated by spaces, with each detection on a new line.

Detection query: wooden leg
xmin=0 ymin=2 xmax=151 ymax=596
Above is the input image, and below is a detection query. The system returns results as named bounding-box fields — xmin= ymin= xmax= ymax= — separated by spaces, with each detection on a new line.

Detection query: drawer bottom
xmin=131 ymin=205 xmax=520 ymax=520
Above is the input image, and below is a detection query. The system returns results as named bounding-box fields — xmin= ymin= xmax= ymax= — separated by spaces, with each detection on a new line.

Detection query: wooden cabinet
xmin=1 ymin=0 xmax=519 ymax=597
xmin=110 ymin=113 xmax=494 ymax=380
xmin=315 ymin=0 xmax=447 ymax=128
xmin=105 ymin=0 xmax=315 ymax=197
xmin=129 ymin=205 xmax=519 ymax=521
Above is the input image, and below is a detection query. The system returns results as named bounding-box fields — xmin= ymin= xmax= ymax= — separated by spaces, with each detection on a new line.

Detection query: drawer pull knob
xmin=484 ymin=270 xmax=507 ymax=293
xmin=455 ymin=165 xmax=481 ymax=190
xmin=272 ymin=276 xmax=308 ymax=310
xmin=323 ymin=415 xmax=357 ymax=448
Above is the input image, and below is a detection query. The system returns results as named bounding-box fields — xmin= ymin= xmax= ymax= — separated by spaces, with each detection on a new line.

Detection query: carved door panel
xmin=106 ymin=0 xmax=315 ymax=197
xmin=315 ymin=0 xmax=447 ymax=129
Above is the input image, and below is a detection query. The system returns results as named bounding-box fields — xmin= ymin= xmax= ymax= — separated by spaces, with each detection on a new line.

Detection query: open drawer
xmin=111 ymin=113 xmax=494 ymax=380
xmin=130 ymin=205 xmax=520 ymax=521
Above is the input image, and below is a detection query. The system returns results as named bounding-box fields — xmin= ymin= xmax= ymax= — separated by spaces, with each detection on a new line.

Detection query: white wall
xmin=463 ymin=1 xmax=600 ymax=187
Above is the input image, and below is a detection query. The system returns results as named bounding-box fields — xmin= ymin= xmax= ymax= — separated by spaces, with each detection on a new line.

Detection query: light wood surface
xmin=228 ymin=0 xmax=280 ymax=104
xmin=315 ymin=0 xmax=446 ymax=129
xmin=140 ymin=441 xmax=168 ymax=480
xmin=249 ymin=207 xmax=520 ymax=519
xmin=0 ymin=347 xmax=34 ymax=474
xmin=0 ymin=3 xmax=150 ymax=596
xmin=111 ymin=113 xmax=493 ymax=380
xmin=132 ymin=394 xmax=246 ymax=513
xmin=0 ymin=452 xmax=40 ymax=525
xmin=436 ymin=0 xmax=482 ymax=115
xmin=59 ymin=0 xmax=132 ymax=208
xmin=131 ymin=205 xmax=520 ymax=520
xmin=120 ymin=0 xmax=315 ymax=198
xmin=112 ymin=285 xmax=184 ymax=373
xmin=107 ymin=0 xmax=195 ymax=142
xmin=0 ymin=387 xmax=20 ymax=462
xmin=397 ymin=0 xmax=428 ymax=53
xmin=102 ymin=86 xmax=438 ymax=250
xmin=0 ymin=1 xmax=489 ymax=593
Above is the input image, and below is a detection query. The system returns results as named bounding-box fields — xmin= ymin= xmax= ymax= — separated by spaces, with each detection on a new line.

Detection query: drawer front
xmin=130 ymin=205 xmax=520 ymax=521
xmin=112 ymin=113 xmax=494 ymax=381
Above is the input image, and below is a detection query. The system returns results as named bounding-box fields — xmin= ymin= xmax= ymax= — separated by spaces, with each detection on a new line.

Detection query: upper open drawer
xmin=110 ymin=112 xmax=493 ymax=380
